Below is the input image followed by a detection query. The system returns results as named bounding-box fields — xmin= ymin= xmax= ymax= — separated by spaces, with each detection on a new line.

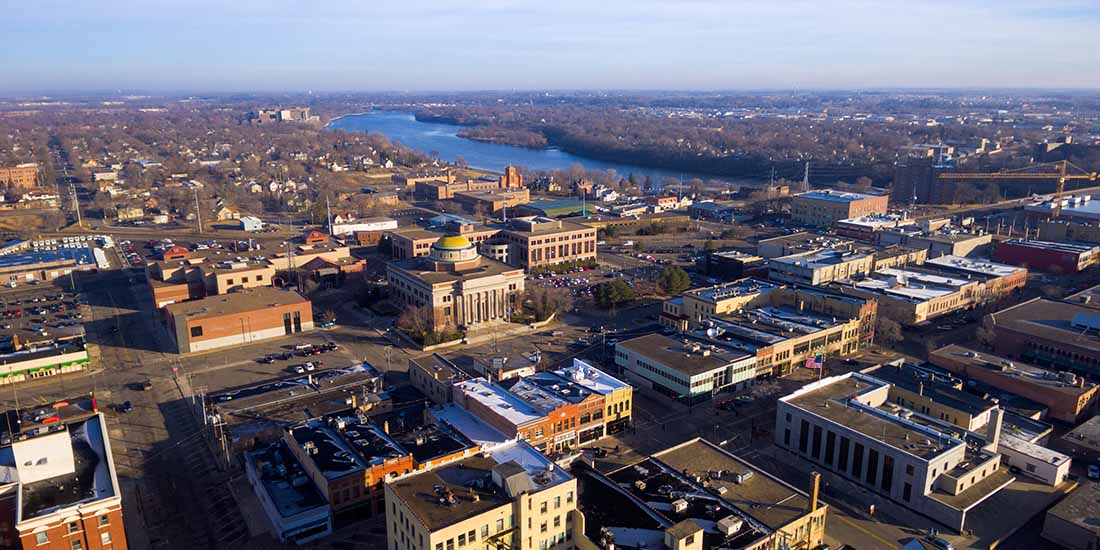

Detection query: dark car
xmin=257 ymin=355 xmax=275 ymax=364
xmin=139 ymin=380 xmax=154 ymax=391
xmin=116 ymin=401 xmax=133 ymax=413
xmin=275 ymin=352 xmax=293 ymax=360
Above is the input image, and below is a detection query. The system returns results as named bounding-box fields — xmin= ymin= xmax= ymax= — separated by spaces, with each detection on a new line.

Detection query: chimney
xmin=917 ymin=381 xmax=925 ymax=397
xmin=985 ymin=407 xmax=1003 ymax=451
xmin=808 ymin=471 xmax=821 ymax=513
xmin=1079 ymin=377 xmax=1086 ymax=389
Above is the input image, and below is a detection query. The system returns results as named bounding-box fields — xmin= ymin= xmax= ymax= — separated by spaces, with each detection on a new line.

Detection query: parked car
xmin=317 ymin=320 xmax=336 ymax=328
xmin=275 ymin=352 xmax=293 ymax=360
xmin=116 ymin=401 xmax=133 ymax=413
xmin=139 ymin=380 xmax=154 ymax=391
xmin=292 ymin=365 xmax=306 ymax=374
xmin=257 ymin=355 xmax=275 ymax=364
xmin=924 ymin=536 xmax=954 ymax=550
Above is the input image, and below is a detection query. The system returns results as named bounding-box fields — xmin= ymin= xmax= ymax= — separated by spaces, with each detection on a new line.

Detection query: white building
xmin=239 ymin=216 xmax=264 ymax=232
xmin=329 ymin=217 xmax=398 ymax=237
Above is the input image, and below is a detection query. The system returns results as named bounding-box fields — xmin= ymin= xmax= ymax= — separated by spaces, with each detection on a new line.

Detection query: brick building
xmin=791 ymin=190 xmax=889 ymax=227
xmin=0 ymin=407 xmax=126 ymax=550
xmin=0 ymin=164 xmax=38 ymax=189
xmin=164 ymin=287 xmax=313 ymax=353
xmin=993 ymin=239 xmax=1099 ymax=274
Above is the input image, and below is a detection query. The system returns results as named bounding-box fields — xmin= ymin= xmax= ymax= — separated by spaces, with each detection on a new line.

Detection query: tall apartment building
xmin=385 ymin=440 xmax=577 ymax=550
xmin=790 ymin=190 xmax=888 ymax=227
xmin=777 ymin=372 xmax=1014 ymax=532
xmin=0 ymin=406 xmax=127 ymax=550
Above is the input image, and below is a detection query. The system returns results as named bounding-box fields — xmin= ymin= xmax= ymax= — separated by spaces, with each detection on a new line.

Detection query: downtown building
xmin=777 ymin=372 xmax=1015 ymax=532
xmin=790 ymin=190 xmax=888 ymax=228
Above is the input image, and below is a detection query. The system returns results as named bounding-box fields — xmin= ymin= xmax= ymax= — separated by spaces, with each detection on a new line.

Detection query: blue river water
xmin=327 ymin=111 xmax=758 ymax=187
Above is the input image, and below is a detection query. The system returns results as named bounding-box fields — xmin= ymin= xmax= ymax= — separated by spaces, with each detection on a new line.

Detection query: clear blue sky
xmin=2 ymin=0 xmax=1098 ymax=92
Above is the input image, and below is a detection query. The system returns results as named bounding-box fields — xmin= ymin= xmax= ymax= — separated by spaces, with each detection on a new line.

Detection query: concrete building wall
xmin=169 ymin=299 xmax=313 ymax=353
xmin=17 ymin=500 xmax=127 ymax=550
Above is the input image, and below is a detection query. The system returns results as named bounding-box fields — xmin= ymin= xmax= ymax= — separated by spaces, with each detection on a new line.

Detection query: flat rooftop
xmin=796 ymin=189 xmax=882 ymax=203
xmin=500 ymin=217 xmax=590 ymax=236
xmin=654 ymin=438 xmax=813 ymax=531
xmin=998 ymin=239 xmax=1098 ymax=255
xmin=2 ymin=415 xmax=119 ymax=522
xmin=1046 ymin=474 xmax=1100 ymax=536
xmin=989 ymin=298 xmax=1100 ymax=352
xmin=164 ymin=287 xmax=309 ymax=320
xmin=409 ymin=354 xmax=469 ymax=384
xmin=685 ymin=278 xmax=778 ymax=303
xmin=924 ymin=255 xmax=1026 ymax=278
xmin=773 ymin=248 xmax=870 ymax=268
xmin=502 ymin=371 xmax=595 ymax=407
xmin=555 ymin=359 xmax=630 ymax=395
xmin=210 ymin=363 xmax=382 ymax=416
xmin=390 ymin=422 xmax=474 ymax=464
xmin=783 ymin=374 xmax=961 ymax=460
xmin=837 ymin=213 xmax=913 ymax=228
xmin=245 ymin=442 xmax=327 ymax=518
xmin=606 ymin=456 xmax=768 ymax=549
xmin=930 ymin=345 xmax=1096 ymax=398
xmin=616 ymin=333 xmax=751 ymax=377
xmin=928 ymin=468 xmax=1014 ymax=511
xmin=430 ymin=403 xmax=509 ymax=450
xmin=390 ymin=441 xmax=571 ymax=531
xmin=453 ymin=378 xmax=545 ymax=427
xmin=697 ymin=306 xmax=844 ymax=354
xmin=838 ymin=267 xmax=972 ymax=303
xmin=1026 ymin=194 xmax=1100 ymax=221
xmin=1066 ymin=283 xmax=1100 ymax=311
xmin=1060 ymin=415 xmax=1100 ymax=455
xmin=868 ymin=362 xmax=995 ymax=416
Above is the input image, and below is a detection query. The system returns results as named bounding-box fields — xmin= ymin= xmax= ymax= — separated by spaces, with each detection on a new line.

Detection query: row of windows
xmin=225 ymin=274 xmax=263 ymax=285
xmin=35 ymin=516 xmax=112 ymax=547
xmin=607 ymin=400 xmax=629 ymax=417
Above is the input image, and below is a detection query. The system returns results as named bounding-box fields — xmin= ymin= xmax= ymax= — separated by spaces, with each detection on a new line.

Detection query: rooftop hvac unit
xmin=717 ymin=516 xmax=744 ymax=536
xmin=733 ymin=471 xmax=754 ymax=484
xmin=672 ymin=499 xmax=689 ymax=513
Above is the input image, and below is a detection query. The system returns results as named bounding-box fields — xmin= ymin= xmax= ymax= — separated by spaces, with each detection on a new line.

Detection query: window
xmin=902 ymin=482 xmax=912 ymax=502
xmin=70 ymin=542 xmax=82 ymax=550
xmin=436 ymin=544 xmax=443 ymax=550
xmin=447 ymin=539 xmax=454 ymax=550
xmin=540 ymin=502 xmax=547 ymax=514
xmin=567 ymin=490 xmax=574 ymax=504
xmin=190 ymin=325 xmax=203 ymax=337
xmin=99 ymin=515 xmax=110 ymax=528
xmin=496 ymin=519 xmax=504 ymax=531
xmin=242 ymin=277 xmax=249 ymax=283
xmin=1026 ymin=463 xmax=1037 ymax=473
xmin=785 ymin=412 xmax=791 ymax=422
xmin=540 ymin=522 xmax=547 ymax=533
xmin=905 ymin=464 xmax=915 ymax=476
xmin=257 ymin=274 xmax=264 ymax=281
xmin=554 ymin=496 xmax=561 ymax=509
xmin=458 ymin=534 xmax=466 ymax=547
xmin=852 ymin=443 xmax=864 ymax=478
xmin=100 ymin=532 xmax=112 ymax=546
xmin=882 ymin=455 xmax=894 ymax=493
xmin=68 ymin=522 xmax=79 ymax=534
xmin=554 ymin=516 xmax=561 ymax=528
xmin=686 ymin=534 xmax=695 ymax=545
xmin=469 ymin=530 xmax=476 ymax=542
xmin=799 ymin=420 xmax=809 ymax=453
xmin=227 ymin=278 xmax=234 ymax=285
xmin=481 ymin=526 xmax=489 ymax=538
xmin=824 ymin=431 xmax=836 ymax=466
xmin=866 ymin=449 xmax=879 ymax=486
xmin=784 ymin=428 xmax=791 ymax=446
xmin=811 ymin=425 xmax=823 ymax=459
xmin=35 ymin=533 xmax=48 ymax=545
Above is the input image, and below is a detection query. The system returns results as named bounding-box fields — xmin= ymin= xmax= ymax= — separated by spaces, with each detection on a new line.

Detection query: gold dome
xmin=435 ymin=235 xmax=473 ymax=250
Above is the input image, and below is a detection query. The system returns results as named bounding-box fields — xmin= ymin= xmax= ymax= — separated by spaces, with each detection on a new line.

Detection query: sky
xmin=2 ymin=0 xmax=1099 ymax=93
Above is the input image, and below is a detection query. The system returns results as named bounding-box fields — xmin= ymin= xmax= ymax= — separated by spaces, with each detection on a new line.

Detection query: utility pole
xmin=325 ymin=194 xmax=332 ymax=234
xmin=193 ymin=188 xmax=203 ymax=235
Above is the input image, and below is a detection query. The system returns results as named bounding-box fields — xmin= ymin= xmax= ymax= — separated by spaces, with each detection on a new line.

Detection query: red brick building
xmin=993 ymin=239 xmax=1099 ymax=274
xmin=164 ymin=287 xmax=313 ymax=353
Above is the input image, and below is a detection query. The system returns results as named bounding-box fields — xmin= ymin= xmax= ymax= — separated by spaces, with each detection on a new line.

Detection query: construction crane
xmin=937 ymin=160 xmax=1099 ymax=218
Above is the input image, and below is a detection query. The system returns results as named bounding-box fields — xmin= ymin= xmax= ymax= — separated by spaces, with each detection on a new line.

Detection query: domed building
xmin=386 ymin=234 xmax=526 ymax=332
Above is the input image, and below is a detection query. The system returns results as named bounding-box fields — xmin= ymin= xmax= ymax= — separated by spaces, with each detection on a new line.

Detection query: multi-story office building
xmin=163 ymin=287 xmax=313 ymax=353
xmin=575 ymin=438 xmax=828 ymax=550
xmin=496 ymin=217 xmax=597 ymax=270
xmin=987 ymin=287 xmax=1100 ymax=377
xmin=615 ymin=333 xmax=757 ymax=402
xmin=929 ymin=345 xmax=1098 ymax=424
xmin=791 ymin=190 xmax=888 ymax=227
xmin=386 ymin=235 xmax=525 ymax=332
xmin=768 ymin=244 xmax=927 ymax=287
xmin=0 ymin=404 xmax=127 ymax=550
xmin=661 ymin=278 xmax=779 ymax=327
xmin=777 ymin=372 xmax=1014 ymax=532
xmin=385 ymin=440 xmax=576 ymax=550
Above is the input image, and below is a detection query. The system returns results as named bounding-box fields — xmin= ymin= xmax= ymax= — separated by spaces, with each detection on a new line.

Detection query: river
xmin=327 ymin=111 xmax=759 ymax=188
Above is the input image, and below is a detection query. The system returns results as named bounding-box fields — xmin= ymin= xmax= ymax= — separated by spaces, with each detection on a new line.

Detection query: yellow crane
xmin=937 ymin=160 xmax=1099 ymax=218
